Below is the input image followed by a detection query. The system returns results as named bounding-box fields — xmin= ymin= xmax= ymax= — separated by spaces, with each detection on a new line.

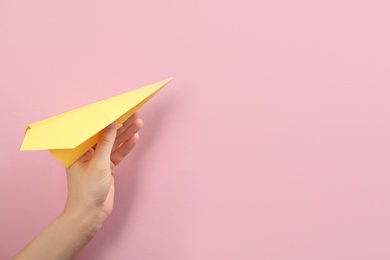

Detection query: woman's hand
xmin=65 ymin=111 xmax=144 ymax=221
xmin=14 ymin=111 xmax=143 ymax=260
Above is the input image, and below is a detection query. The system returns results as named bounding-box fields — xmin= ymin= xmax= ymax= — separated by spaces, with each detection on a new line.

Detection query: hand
xmin=14 ymin=112 xmax=144 ymax=259
xmin=64 ymin=111 xmax=143 ymax=222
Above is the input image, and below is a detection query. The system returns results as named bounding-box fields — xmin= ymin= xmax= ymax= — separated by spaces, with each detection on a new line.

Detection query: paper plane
xmin=21 ymin=78 xmax=172 ymax=167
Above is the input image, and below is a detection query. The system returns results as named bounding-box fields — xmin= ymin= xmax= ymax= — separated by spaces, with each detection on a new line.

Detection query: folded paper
xmin=21 ymin=78 xmax=172 ymax=167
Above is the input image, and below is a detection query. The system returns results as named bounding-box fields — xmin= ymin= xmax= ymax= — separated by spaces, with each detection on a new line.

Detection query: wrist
xmin=61 ymin=207 xmax=106 ymax=242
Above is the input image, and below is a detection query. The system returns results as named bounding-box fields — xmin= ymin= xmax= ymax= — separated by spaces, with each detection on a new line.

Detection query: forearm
xmin=13 ymin=209 xmax=105 ymax=260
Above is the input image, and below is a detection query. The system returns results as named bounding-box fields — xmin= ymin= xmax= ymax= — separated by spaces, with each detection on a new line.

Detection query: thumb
xmin=93 ymin=122 xmax=116 ymax=162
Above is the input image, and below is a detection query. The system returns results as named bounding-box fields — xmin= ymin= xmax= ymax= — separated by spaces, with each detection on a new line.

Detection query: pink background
xmin=1 ymin=0 xmax=390 ymax=259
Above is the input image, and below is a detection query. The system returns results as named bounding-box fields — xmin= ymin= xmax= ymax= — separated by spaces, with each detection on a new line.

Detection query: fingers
xmin=113 ymin=118 xmax=143 ymax=151
xmin=93 ymin=122 xmax=117 ymax=163
xmin=91 ymin=111 xmax=143 ymax=167
xmin=111 ymin=133 xmax=140 ymax=165
xmin=116 ymin=111 xmax=140 ymax=137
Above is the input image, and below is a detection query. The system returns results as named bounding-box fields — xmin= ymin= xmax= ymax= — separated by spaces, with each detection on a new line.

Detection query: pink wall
xmin=1 ymin=0 xmax=390 ymax=259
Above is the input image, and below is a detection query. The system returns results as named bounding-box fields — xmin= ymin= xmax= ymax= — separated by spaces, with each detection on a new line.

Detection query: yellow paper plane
xmin=21 ymin=78 xmax=172 ymax=167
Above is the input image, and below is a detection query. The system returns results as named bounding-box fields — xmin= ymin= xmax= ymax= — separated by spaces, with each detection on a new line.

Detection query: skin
xmin=14 ymin=111 xmax=143 ymax=260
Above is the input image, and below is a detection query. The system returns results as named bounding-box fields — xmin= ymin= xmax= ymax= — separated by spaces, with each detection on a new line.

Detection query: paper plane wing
xmin=21 ymin=78 xmax=172 ymax=167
